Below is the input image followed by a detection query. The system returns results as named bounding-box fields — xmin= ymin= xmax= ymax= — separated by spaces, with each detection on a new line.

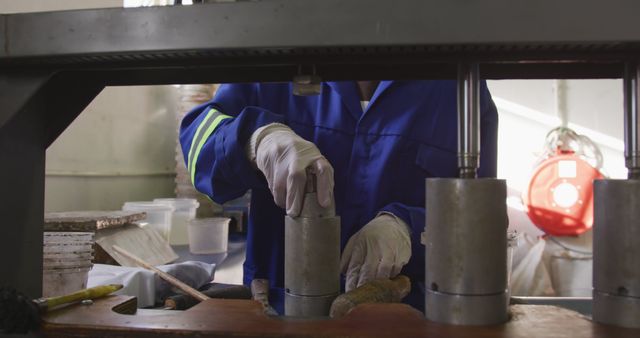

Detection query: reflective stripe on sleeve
xmin=187 ymin=108 xmax=232 ymax=185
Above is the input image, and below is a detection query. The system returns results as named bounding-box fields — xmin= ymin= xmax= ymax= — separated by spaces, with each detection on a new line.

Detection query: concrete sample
xmin=44 ymin=211 xmax=146 ymax=231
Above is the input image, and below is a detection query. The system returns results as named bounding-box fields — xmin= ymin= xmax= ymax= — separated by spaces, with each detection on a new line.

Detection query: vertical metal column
xmin=425 ymin=63 xmax=509 ymax=325
xmin=0 ymin=72 xmax=103 ymax=299
xmin=457 ymin=63 xmax=481 ymax=178
xmin=592 ymin=62 xmax=640 ymax=329
xmin=624 ymin=62 xmax=640 ymax=179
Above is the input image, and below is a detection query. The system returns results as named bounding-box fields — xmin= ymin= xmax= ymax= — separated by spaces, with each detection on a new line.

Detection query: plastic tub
xmin=187 ymin=218 xmax=230 ymax=254
xmin=153 ymin=198 xmax=199 ymax=245
xmin=43 ymin=243 xmax=94 ymax=254
xmin=42 ymin=266 xmax=91 ymax=297
xmin=122 ymin=201 xmax=174 ymax=240
xmin=43 ymin=251 xmax=93 ymax=260
xmin=43 ymin=257 xmax=94 ymax=269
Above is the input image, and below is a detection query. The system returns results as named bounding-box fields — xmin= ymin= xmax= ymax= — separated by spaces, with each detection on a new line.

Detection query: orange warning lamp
xmin=523 ymin=150 xmax=604 ymax=236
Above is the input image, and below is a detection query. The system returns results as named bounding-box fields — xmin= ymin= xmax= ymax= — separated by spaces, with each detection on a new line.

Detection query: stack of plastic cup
xmin=153 ymin=198 xmax=199 ymax=245
xmin=42 ymin=232 xmax=94 ymax=297
xmin=122 ymin=201 xmax=174 ymax=240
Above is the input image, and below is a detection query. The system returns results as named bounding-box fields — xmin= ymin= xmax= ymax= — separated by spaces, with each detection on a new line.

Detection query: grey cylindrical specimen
xmin=425 ymin=178 xmax=509 ymax=325
xmin=593 ymin=179 xmax=640 ymax=328
xmin=624 ymin=62 xmax=640 ymax=178
xmin=285 ymin=215 xmax=340 ymax=296
xmin=284 ymin=190 xmax=340 ymax=317
xmin=457 ymin=63 xmax=481 ymax=178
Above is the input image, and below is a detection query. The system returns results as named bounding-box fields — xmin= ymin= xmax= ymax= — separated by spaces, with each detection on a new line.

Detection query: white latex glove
xmin=247 ymin=123 xmax=334 ymax=216
xmin=340 ymin=213 xmax=411 ymax=291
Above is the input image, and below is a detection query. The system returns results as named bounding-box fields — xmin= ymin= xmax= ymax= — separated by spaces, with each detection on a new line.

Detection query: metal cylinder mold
xmin=284 ymin=176 xmax=340 ymax=317
xmin=425 ymin=178 xmax=509 ymax=325
xmin=593 ymin=179 xmax=640 ymax=328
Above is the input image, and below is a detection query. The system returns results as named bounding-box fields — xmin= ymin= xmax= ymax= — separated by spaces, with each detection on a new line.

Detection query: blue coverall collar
xmin=326 ymin=81 xmax=395 ymax=121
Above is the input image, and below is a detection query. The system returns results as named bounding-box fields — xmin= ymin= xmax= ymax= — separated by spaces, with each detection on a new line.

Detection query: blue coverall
xmin=179 ymin=80 xmax=498 ymax=313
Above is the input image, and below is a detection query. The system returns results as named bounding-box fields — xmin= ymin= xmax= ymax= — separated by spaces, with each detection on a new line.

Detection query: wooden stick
xmin=112 ymin=245 xmax=210 ymax=302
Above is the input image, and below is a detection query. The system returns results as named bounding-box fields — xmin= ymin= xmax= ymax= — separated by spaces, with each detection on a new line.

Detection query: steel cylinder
xmin=593 ymin=179 xmax=640 ymax=328
xmin=284 ymin=189 xmax=340 ymax=317
xmin=425 ymin=178 xmax=509 ymax=325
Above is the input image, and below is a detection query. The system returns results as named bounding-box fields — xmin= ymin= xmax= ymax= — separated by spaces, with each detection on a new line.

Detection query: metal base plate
xmin=426 ymin=289 xmax=509 ymax=325
xmin=593 ymin=291 xmax=640 ymax=329
xmin=284 ymin=292 xmax=338 ymax=317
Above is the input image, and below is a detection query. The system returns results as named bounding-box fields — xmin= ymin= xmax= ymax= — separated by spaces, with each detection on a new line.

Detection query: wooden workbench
xmin=41 ymin=296 xmax=639 ymax=337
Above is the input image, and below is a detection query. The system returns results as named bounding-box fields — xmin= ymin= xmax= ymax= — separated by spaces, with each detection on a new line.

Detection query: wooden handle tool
xmin=329 ymin=275 xmax=411 ymax=318
xmin=1 ymin=284 xmax=123 ymax=334
xmin=35 ymin=284 xmax=123 ymax=311
xmin=112 ymin=245 xmax=210 ymax=302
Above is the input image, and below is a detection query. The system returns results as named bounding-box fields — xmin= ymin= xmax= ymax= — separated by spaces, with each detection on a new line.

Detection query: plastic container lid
xmin=153 ymin=198 xmax=199 ymax=211
xmin=122 ymin=201 xmax=174 ymax=212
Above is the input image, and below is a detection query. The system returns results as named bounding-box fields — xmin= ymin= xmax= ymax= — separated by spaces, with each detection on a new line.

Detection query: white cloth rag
xmin=87 ymin=261 xmax=215 ymax=308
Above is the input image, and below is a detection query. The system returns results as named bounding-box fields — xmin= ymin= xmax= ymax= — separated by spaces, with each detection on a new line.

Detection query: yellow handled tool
xmin=1 ymin=284 xmax=123 ymax=334
xmin=33 ymin=284 xmax=123 ymax=312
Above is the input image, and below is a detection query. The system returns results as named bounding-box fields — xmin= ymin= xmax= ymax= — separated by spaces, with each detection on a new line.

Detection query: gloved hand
xmin=340 ymin=213 xmax=411 ymax=291
xmin=247 ymin=123 xmax=334 ymax=216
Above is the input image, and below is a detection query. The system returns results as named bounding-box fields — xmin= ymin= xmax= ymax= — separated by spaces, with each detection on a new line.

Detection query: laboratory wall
xmin=44 ymin=86 xmax=180 ymax=212
xmin=1 ymin=0 xmax=183 ymax=213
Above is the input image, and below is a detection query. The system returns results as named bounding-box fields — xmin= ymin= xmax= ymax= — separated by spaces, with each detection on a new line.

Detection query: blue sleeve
xmin=379 ymin=202 xmax=425 ymax=280
xmin=179 ymin=83 xmax=284 ymax=204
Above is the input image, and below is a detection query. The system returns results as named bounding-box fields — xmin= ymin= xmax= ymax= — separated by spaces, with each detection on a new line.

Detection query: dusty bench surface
xmin=41 ymin=295 xmax=640 ymax=338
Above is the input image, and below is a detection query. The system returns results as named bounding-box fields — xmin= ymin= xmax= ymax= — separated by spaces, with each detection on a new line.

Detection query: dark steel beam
xmin=0 ymin=0 xmax=639 ymax=80
xmin=43 ymin=73 xmax=104 ymax=147
xmin=0 ymin=72 xmax=52 ymax=129
xmin=0 ymin=74 xmax=103 ymax=298
xmin=0 ymin=78 xmax=48 ymax=299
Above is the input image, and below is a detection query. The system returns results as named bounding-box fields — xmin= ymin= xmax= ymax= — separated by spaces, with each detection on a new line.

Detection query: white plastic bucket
xmin=187 ymin=217 xmax=230 ymax=254
xmin=122 ymin=201 xmax=174 ymax=240
xmin=153 ymin=198 xmax=199 ymax=245
xmin=550 ymin=253 xmax=593 ymax=297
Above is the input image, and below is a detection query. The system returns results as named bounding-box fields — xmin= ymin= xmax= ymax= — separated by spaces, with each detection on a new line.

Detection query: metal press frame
xmin=1 ymin=0 xmax=640 ymax=328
